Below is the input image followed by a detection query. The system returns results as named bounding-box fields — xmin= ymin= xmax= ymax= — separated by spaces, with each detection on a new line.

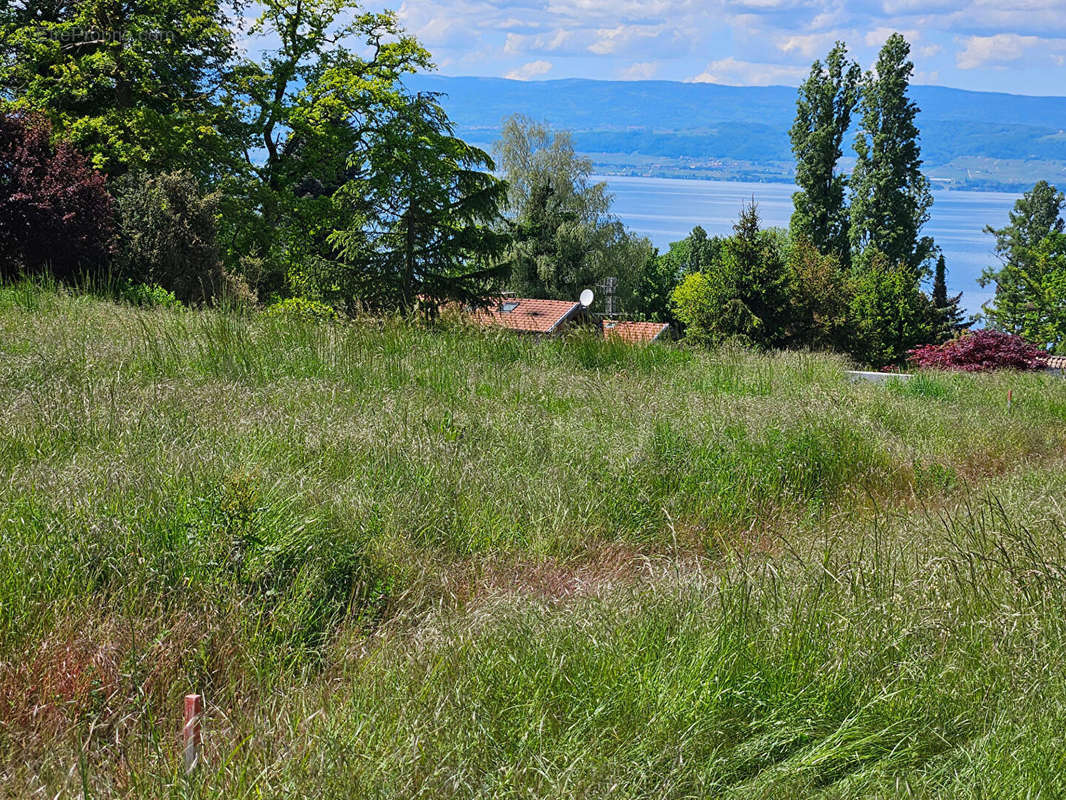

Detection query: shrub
xmin=118 ymin=281 xmax=182 ymax=309
xmin=113 ymin=170 xmax=224 ymax=304
xmin=263 ymin=296 xmax=340 ymax=322
xmin=849 ymin=250 xmax=933 ymax=368
xmin=908 ymin=330 xmax=1048 ymax=372
xmin=0 ymin=113 xmax=115 ymax=280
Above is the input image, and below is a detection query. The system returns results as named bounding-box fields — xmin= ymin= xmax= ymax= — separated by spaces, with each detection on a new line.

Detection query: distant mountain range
xmin=407 ymin=75 xmax=1066 ymax=192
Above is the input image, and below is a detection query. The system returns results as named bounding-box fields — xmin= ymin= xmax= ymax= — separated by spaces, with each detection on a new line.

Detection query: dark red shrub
xmin=0 ymin=113 xmax=115 ymax=281
xmin=908 ymin=330 xmax=1048 ymax=372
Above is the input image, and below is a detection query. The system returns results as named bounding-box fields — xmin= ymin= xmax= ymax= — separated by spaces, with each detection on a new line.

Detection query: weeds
xmin=1 ymin=282 xmax=1066 ymax=797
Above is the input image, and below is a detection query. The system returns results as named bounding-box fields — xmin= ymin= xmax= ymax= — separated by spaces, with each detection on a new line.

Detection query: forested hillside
xmin=409 ymin=75 xmax=1066 ymax=190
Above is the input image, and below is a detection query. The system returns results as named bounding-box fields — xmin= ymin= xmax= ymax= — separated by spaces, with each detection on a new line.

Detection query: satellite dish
xmin=579 ymin=288 xmax=595 ymax=307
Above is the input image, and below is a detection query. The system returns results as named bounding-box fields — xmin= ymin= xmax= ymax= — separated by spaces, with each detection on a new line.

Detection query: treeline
xmin=1 ymin=6 xmax=1062 ymax=364
xmin=662 ymin=35 xmax=1064 ymax=363
xmin=666 ymin=37 xmax=964 ymax=366
xmin=1 ymin=1 xmax=516 ymax=312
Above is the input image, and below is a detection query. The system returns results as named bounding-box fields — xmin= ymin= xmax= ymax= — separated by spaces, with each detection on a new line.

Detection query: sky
xmin=372 ymin=0 xmax=1066 ymax=95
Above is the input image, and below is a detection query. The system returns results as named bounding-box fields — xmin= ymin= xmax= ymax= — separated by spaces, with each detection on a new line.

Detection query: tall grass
xmin=1 ymin=281 xmax=1065 ymax=797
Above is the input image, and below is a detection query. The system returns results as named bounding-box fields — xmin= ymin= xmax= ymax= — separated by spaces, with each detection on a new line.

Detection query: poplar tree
xmin=789 ymin=42 xmax=860 ymax=265
xmin=849 ymin=33 xmax=935 ymax=276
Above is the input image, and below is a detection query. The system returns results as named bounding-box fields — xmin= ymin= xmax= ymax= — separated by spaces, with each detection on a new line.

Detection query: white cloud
xmin=956 ymin=33 xmax=1041 ymax=69
xmin=504 ymin=29 xmax=578 ymax=55
xmin=689 ymin=57 xmax=808 ymax=86
xmin=588 ymin=24 xmax=669 ymax=56
xmin=863 ymin=27 xmax=922 ymax=48
xmin=505 ymin=59 xmax=554 ymax=80
xmin=778 ymin=31 xmax=841 ymax=60
xmin=940 ymin=1 xmax=1066 ymax=37
xmin=387 ymin=0 xmax=1066 ymax=94
xmin=620 ymin=60 xmax=660 ymax=79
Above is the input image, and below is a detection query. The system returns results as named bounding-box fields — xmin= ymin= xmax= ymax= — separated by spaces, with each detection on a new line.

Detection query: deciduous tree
xmin=790 ymin=42 xmax=860 ymax=266
xmin=848 ymin=249 xmax=933 ymax=367
xmin=224 ymin=1 xmax=432 ymax=293
xmin=849 ymin=34 xmax=935 ymax=276
xmin=0 ymin=0 xmax=241 ymax=178
xmin=113 ymin=170 xmax=224 ymax=303
xmin=980 ymin=181 xmax=1066 ymax=351
xmin=494 ymin=115 xmax=657 ymax=315
xmin=0 ymin=112 xmax=114 ymax=280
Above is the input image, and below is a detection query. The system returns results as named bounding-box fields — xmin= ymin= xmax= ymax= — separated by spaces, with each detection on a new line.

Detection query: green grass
xmin=1 ymin=281 xmax=1065 ymax=797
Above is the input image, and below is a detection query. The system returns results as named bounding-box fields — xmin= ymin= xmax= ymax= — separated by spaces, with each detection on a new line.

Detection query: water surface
xmin=598 ymin=175 xmax=1019 ymax=315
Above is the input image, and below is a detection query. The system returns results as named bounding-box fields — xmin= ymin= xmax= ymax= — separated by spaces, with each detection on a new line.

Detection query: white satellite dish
xmin=579 ymin=288 xmax=595 ymax=308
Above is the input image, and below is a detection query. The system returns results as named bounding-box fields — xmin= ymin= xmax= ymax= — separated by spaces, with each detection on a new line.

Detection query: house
xmin=465 ymin=296 xmax=672 ymax=344
xmin=469 ymin=297 xmax=584 ymax=336
xmin=601 ymin=320 xmax=671 ymax=344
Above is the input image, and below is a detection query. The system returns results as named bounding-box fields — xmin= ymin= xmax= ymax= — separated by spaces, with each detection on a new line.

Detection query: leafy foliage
xmin=849 ymin=250 xmax=934 ymax=367
xmin=119 ymin=281 xmax=182 ymax=309
xmin=328 ymin=94 xmax=511 ymax=312
xmin=495 ymin=115 xmax=659 ymax=316
xmin=849 ymin=34 xmax=935 ymax=276
xmin=264 ymin=296 xmax=340 ymax=322
xmin=656 ymin=226 xmax=724 ymax=279
xmin=785 ymin=236 xmax=853 ymax=351
xmin=114 ymin=170 xmax=224 ymax=303
xmin=669 ymin=202 xmax=790 ymax=348
xmin=981 ymin=182 xmax=1066 ymax=352
xmin=930 ymin=253 xmax=969 ymax=342
xmin=790 ymin=42 xmax=860 ymax=266
xmin=0 ymin=0 xmax=240 ymax=178
xmin=908 ymin=330 xmax=1048 ymax=372
xmin=0 ymin=112 xmax=114 ymax=280
xmin=225 ymin=2 xmax=432 ymax=296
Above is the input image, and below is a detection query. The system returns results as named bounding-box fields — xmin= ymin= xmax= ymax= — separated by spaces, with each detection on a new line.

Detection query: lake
xmin=597 ymin=175 xmax=1020 ymax=316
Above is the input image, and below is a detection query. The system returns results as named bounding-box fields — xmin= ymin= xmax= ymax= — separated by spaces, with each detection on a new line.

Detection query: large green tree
xmin=644 ymin=226 xmax=724 ymax=323
xmin=657 ymin=226 xmax=724 ymax=278
xmin=849 ymin=34 xmax=935 ymax=276
xmin=981 ymin=182 xmax=1066 ymax=351
xmin=327 ymin=94 xmax=511 ymax=312
xmin=670 ymin=202 xmax=791 ymax=348
xmin=0 ymin=0 xmax=240 ymax=178
xmin=223 ymin=1 xmax=431 ymax=292
xmin=785 ymin=236 xmax=854 ymax=351
xmin=849 ymin=249 xmax=933 ymax=366
xmin=790 ymin=42 xmax=860 ymax=265
xmin=494 ymin=115 xmax=657 ymax=315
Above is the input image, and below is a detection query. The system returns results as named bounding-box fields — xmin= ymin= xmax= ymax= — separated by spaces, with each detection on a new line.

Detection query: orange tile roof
xmin=471 ymin=298 xmax=581 ymax=335
xmin=602 ymin=320 xmax=670 ymax=344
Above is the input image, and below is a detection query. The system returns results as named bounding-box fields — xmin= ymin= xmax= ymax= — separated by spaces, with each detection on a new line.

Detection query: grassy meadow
xmin=2 ymin=282 xmax=1066 ymax=797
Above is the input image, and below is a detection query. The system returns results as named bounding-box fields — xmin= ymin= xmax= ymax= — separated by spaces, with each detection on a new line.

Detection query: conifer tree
xmin=931 ymin=253 xmax=969 ymax=342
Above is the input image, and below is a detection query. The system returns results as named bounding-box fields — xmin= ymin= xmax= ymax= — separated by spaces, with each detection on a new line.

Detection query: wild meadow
xmin=2 ymin=282 xmax=1066 ymax=798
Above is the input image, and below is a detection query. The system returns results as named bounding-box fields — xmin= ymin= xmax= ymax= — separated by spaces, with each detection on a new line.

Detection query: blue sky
xmin=375 ymin=0 xmax=1066 ymax=95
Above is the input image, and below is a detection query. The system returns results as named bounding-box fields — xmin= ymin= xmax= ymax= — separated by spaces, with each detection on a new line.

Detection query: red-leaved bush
xmin=908 ymin=330 xmax=1048 ymax=372
xmin=0 ymin=112 xmax=115 ymax=281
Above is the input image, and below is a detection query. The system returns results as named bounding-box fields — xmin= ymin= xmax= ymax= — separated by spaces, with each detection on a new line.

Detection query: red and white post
xmin=183 ymin=693 xmax=203 ymax=775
